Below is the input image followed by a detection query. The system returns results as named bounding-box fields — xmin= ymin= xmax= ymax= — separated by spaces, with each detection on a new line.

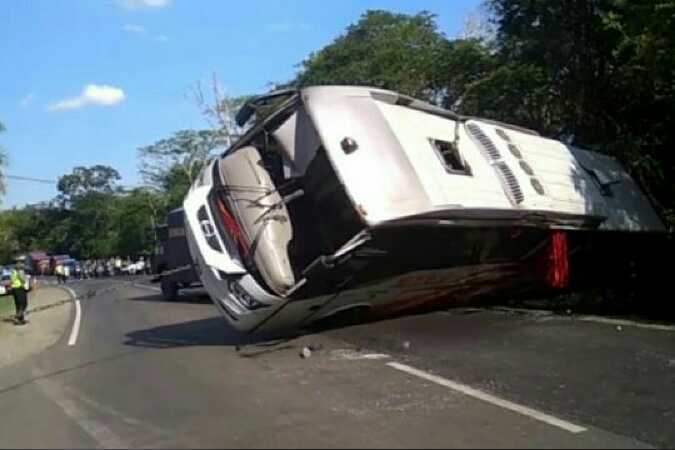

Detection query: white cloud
xmin=123 ymin=23 xmax=147 ymax=35
xmin=266 ymin=22 xmax=312 ymax=33
xmin=20 ymin=93 xmax=35 ymax=109
xmin=123 ymin=24 xmax=167 ymax=42
xmin=48 ymin=85 xmax=126 ymax=112
xmin=119 ymin=0 xmax=170 ymax=9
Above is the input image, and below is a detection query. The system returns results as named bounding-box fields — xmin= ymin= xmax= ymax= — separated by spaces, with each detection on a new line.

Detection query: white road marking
xmin=75 ymin=391 xmax=170 ymax=437
xmin=449 ymin=306 xmax=675 ymax=332
xmin=387 ymin=362 xmax=587 ymax=434
xmin=64 ymin=286 xmax=82 ymax=347
xmin=37 ymin=377 xmax=129 ymax=449
xmin=574 ymin=315 xmax=675 ymax=332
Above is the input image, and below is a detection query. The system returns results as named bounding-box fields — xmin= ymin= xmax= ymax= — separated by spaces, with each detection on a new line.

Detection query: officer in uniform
xmin=10 ymin=259 xmax=30 ymax=325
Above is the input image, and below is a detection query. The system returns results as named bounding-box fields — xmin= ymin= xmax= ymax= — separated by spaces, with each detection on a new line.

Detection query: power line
xmin=4 ymin=175 xmax=150 ymax=191
xmin=5 ymin=174 xmax=57 ymax=184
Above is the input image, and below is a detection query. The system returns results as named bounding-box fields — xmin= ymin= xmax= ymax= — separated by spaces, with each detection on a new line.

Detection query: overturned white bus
xmin=183 ymin=86 xmax=666 ymax=333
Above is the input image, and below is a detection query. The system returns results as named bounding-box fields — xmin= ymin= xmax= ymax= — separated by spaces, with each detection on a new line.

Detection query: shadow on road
xmin=124 ymin=317 xmax=246 ymax=348
xmin=123 ymin=317 xmax=290 ymax=350
xmin=127 ymin=292 xmax=213 ymax=305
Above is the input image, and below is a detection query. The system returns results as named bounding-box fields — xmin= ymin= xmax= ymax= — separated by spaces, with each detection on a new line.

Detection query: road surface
xmin=0 ymin=278 xmax=673 ymax=448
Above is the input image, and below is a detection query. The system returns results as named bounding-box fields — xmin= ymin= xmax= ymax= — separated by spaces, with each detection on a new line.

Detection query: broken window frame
xmin=429 ymin=138 xmax=473 ymax=176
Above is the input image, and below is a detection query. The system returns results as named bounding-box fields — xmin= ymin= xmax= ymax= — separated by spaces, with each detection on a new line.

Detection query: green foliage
xmin=138 ymin=129 xmax=219 ymax=189
xmin=460 ymin=63 xmax=557 ymax=133
xmin=157 ymin=163 xmax=195 ymax=212
xmin=113 ymin=188 xmax=159 ymax=257
xmin=292 ymin=11 xmax=497 ymax=109
xmin=483 ymin=0 xmax=675 ymax=226
xmin=0 ymin=166 xmax=159 ymax=262
xmin=137 ymin=128 xmax=220 ymax=220
xmin=0 ymin=205 xmax=68 ymax=263
xmin=57 ymin=165 xmax=121 ymax=206
xmin=0 ymin=126 xmax=216 ymax=262
xmin=0 ymin=211 xmax=20 ymax=262
xmin=437 ymin=39 xmax=496 ymax=109
xmin=295 ymin=10 xmax=457 ymax=101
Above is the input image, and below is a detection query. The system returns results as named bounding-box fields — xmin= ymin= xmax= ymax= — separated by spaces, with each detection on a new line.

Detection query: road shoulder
xmin=0 ymin=286 xmax=74 ymax=369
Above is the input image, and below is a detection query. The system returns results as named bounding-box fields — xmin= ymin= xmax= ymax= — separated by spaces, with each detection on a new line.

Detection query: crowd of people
xmin=53 ymin=256 xmax=151 ymax=284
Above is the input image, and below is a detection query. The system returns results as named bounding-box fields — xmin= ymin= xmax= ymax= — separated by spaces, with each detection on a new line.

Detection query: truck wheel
xmin=160 ymin=278 xmax=179 ymax=301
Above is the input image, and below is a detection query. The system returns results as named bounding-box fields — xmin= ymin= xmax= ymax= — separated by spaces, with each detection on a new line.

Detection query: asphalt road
xmin=0 ymin=278 xmax=673 ymax=448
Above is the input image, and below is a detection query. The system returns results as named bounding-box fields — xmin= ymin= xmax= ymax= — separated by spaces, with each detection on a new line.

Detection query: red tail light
xmin=548 ymin=230 xmax=569 ymax=289
xmin=216 ymin=200 xmax=251 ymax=256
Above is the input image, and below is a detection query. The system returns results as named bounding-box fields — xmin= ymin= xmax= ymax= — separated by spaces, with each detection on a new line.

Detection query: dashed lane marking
xmin=387 ymin=362 xmax=587 ymax=434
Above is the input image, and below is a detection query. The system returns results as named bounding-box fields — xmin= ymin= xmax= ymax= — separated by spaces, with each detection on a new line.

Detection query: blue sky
xmin=0 ymin=0 xmax=481 ymax=209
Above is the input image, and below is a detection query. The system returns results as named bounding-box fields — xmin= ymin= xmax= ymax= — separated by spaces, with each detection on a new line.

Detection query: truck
xmin=152 ymin=208 xmax=200 ymax=301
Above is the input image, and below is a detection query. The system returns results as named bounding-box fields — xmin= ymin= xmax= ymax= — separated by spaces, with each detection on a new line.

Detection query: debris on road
xmin=331 ymin=349 xmax=390 ymax=361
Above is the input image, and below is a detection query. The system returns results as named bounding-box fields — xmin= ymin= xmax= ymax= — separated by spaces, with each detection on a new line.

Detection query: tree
xmin=155 ymin=163 xmax=194 ymax=212
xmin=437 ymin=38 xmax=496 ymax=109
xmin=138 ymin=129 xmax=219 ymax=190
xmin=289 ymin=10 xmax=497 ymax=111
xmin=52 ymin=165 xmax=122 ymax=258
xmin=1 ymin=164 xmax=161 ymax=261
xmin=192 ymin=74 xmax=248 ymax=148
xmin=0 ymin=210 xmax=20 ymax=262
xmin=460 ymin=63 xmax=558 ymax=133
xmin=484 ymin=0 xmax=624 ymax=140
xmin=293 ymin=10 xmax=456 ymax=103
xmin=0 ymin=205 xmax=70 ymax=261
xmin=112 ymin=188 xmax=159 ymax=256
xmin=482 ymin=0 xmax=675 ymax=227
xmin=57 ymin=165 xmax=121 ymax=207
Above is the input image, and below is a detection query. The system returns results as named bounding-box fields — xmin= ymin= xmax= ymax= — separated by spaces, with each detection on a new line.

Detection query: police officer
xmin=10 ymin=260 xmax=29 ymax=325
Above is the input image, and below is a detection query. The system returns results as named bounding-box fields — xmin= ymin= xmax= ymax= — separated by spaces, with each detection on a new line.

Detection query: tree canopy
xmin=296 ymin=11 xmax=454 ymax=101
xmin=138 ymin=129 xmax=220 ymax=189
xmin=476 ymin=0 xmax=675 ymax=225
xmin=56 ymin=165 xmax=121 ymax=207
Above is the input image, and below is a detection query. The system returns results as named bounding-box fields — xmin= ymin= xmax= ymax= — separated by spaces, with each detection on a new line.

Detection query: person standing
xmin=115 ymin=256 xmax=122 ymax=276
xmin=10 ymin=261 xmax=29 ymax=325
xmin=55 ymin=263 xmax=64 ymax=284
xmin=63 ymin=264 xmax=70 ymax=283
